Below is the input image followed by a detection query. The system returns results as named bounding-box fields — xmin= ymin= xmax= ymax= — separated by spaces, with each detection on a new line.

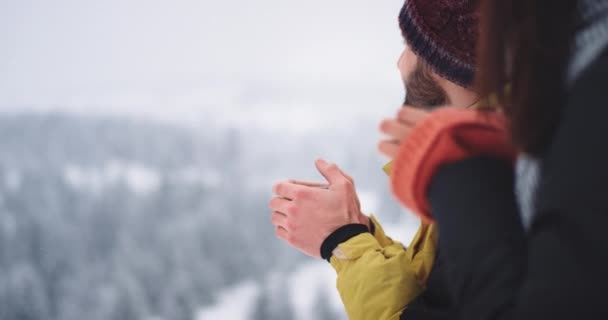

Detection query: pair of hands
xmin=270 ymin=107 xmax=430 ymax=258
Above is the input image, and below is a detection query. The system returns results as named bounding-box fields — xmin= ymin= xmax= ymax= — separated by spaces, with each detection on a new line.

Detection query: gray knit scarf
xmin=516 ymin=0 xmax=608 ymax=231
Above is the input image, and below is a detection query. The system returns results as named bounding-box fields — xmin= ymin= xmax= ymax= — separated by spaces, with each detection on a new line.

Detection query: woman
xmin=382 ymin=0 xmax=608 ymax=318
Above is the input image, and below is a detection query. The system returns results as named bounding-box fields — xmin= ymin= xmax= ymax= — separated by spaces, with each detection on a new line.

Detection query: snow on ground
xmin=195 ymin=263 xmax=345 ymax=320
xmin=195 ymin=280 xmax=260 ymax=320
xmin=288 ymin=261 xmax=347 ymax=320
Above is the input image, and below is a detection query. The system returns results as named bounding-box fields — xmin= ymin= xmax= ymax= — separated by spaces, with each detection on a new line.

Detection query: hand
xmin=378 ymin=106 xmax=430 ymax=159
xmin=269 ymin=159 xmax=369 ymax=258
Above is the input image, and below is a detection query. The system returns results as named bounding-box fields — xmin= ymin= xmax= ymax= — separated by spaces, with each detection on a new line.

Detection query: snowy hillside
xmin=0 ymin=112 xmax=418 ymax=320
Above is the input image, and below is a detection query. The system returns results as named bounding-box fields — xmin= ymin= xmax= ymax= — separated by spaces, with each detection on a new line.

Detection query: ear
xmin=398 ymin=46 xmax=419 ymax=83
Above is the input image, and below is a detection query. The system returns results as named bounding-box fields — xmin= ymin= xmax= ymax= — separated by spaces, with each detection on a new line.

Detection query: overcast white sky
xmin=0 ymin=0 xmax=406 ymax=128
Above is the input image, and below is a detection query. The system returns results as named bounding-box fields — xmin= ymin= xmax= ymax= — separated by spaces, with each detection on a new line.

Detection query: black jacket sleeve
xmin=428 ymin=157 xmax=526 ymax=320
xmin=426 ymin=48 xmax=608 ymax=319
xmin=400 ymin=249 xmax=453 ymax=320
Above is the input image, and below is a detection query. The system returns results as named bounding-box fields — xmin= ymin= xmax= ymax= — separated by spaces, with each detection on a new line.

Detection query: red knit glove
xmin=390 ymin=108 xmax=517 ymax=222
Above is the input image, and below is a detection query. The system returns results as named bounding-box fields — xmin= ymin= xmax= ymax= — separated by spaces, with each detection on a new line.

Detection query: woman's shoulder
xmin=535 ymin=45 xmax=608 ymax=219
xmin=555 ymin=44 xmax=608 ymax=137
xmin=569 ymin=45 xmax=608 ymax=105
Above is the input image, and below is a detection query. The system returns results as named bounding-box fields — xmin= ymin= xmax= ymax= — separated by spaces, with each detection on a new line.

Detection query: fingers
xmin=270 ymin=211 xmax=288 ymax=229
xmin=315 ymin=159 xmax=345 ymax=185
xmin=379 ymin=118 xmax=411 ymax=141
xmin=378 ymin=140 xmax=400 ymax=159
xmin=275 ymin=225 xmax=288 ymax=241
xmin=269 ymin=196 xmax=292 ymax=214
xmin=288 ymin=179 xmax=329 ymax=189
xmin=272 ymin=181 xmax=313 ymax=200
xmin=376 ymin=106 xmax=430 ymax=159
xmin=398 ymin=106 xmax=430 ymax=124
xmin=306 ymin=161 xmax=353 ymax=186
xmin=337 ymin=168 xmax=355 ymax=185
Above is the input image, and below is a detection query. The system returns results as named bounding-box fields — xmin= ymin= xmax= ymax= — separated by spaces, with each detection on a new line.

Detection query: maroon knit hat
xmin=399 ymin=0 xmax=479 ymax=88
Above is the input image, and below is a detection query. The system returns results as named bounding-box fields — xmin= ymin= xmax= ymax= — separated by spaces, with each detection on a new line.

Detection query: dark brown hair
xmin=476 ymin=0 xmax=578 ymax=155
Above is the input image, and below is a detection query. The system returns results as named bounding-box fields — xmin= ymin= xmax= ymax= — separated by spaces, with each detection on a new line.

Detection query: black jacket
xmin=400 ymin=248 xmax=453 ymax=319
xmin=424 ymin=46 xmax=608 ymax=319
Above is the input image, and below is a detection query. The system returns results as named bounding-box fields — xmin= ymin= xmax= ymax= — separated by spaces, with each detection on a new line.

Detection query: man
xmin=269 ymin=1 xmax=481 ymax=319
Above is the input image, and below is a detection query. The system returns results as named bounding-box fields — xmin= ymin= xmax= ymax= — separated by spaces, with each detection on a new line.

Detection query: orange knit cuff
xmin=390 ymin=108 xmax=517 ymax=222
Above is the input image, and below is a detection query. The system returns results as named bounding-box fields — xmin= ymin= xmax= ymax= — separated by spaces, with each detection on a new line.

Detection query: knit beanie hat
xmin=399 ymin=0 xmax=479 ymax=88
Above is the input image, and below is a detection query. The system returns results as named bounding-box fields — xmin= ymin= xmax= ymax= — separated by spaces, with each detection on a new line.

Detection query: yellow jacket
xmin=328 ymin=163 xmax=439 ymax=320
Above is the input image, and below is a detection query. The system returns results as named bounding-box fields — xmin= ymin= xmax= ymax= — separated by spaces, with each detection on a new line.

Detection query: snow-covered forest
xmin=0 ymin=112 xmax=417 ymax=320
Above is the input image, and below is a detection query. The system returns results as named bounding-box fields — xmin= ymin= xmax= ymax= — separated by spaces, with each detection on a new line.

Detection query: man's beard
xmin=404 ymin=61 xmax=449 ymax=109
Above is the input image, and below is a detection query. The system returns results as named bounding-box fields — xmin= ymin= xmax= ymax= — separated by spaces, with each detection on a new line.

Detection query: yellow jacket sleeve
xmin=329 ymin=215 xmax=438 ymax=320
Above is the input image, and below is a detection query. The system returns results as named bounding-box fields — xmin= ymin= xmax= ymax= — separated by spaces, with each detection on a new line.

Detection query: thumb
xmin=315 ymin=159 xmax=344 ymax=185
